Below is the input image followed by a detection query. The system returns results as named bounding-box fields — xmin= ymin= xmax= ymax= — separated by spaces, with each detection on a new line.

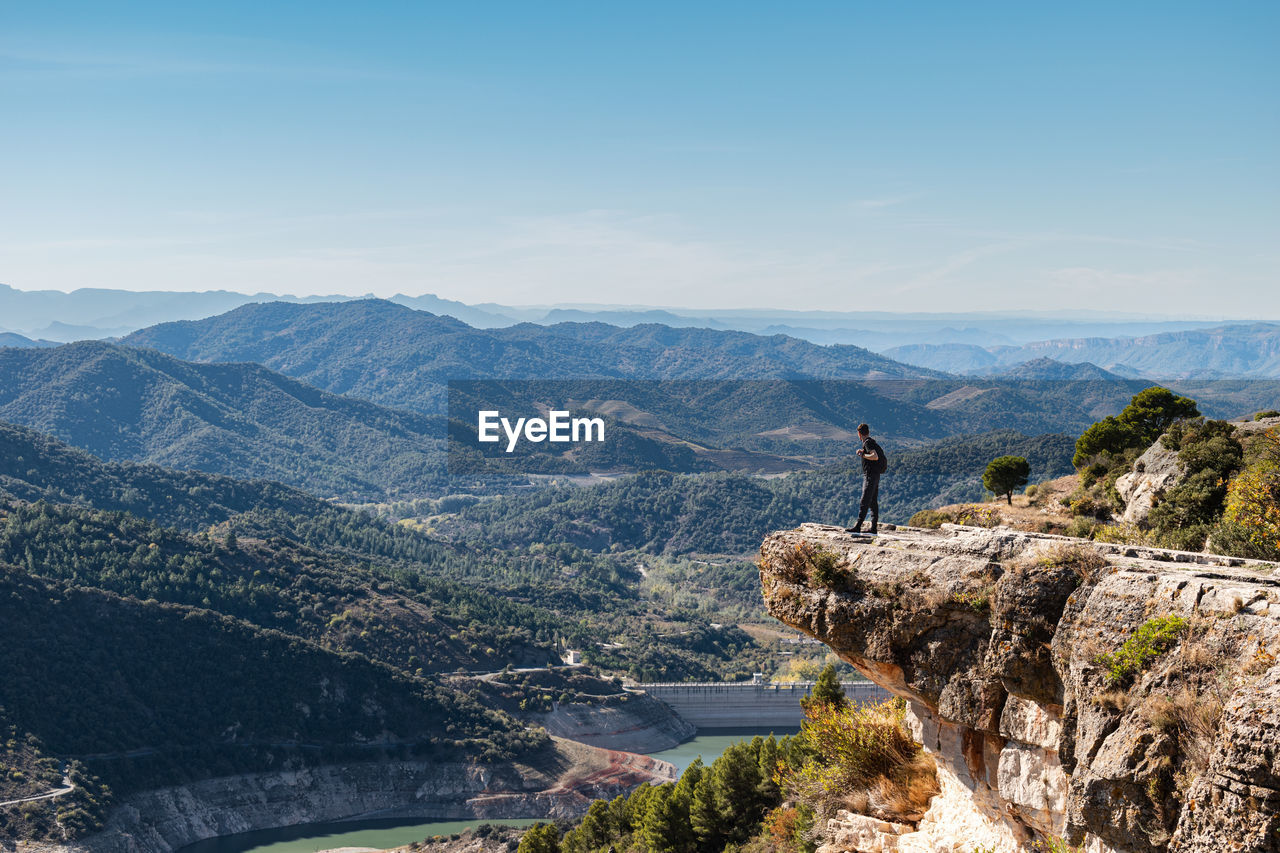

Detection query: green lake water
xmin=179 ymin=729 xmax=796 ymax=853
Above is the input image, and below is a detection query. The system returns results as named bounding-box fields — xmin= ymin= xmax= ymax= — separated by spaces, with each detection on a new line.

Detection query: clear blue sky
xmin=2 ymin=1 xmax=1276 ymax=315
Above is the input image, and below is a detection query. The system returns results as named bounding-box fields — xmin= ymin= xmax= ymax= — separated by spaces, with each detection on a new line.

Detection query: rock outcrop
xmin=759 ymin=523 xmax=1280 ymax=852
xmin=527 ymin=697 xmax=696 ymax=752
xmin=22 ymin=739 xmax=674 ymax=853
xmin=463 ymin=671 xmax=696 ymax=753
xmin=1115 ymin=441 xmax=1183 ymax=525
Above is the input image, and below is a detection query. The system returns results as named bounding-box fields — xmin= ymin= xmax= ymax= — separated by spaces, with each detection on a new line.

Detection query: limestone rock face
xmin=759 ymin=523 xmax=1280 ymax=853
xmin=1116 ymin=441 xmax=1183 ymax=524
xmin=818 ymin=810 xmax=916 ymax=853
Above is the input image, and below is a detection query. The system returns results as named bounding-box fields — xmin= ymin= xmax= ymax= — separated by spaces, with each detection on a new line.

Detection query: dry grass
xmin=781 ymin=699 xmax=939 ymax=824
xmin=1093 ymin=687 xmax=1130 ymax=712
xmin=914 ymin=476 xmax=1080 ymax=534
xmin=1029 ymin=542 xmax=1109 ymax=582
xmin=1143 ymin=687 xmax=1224 ymax=791
xmin=770 ymin=541 xmax=849 ymax=588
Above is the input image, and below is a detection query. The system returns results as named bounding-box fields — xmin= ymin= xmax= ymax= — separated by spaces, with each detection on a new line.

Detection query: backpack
xmin=865 ymin=438 xmax=888 ymax=474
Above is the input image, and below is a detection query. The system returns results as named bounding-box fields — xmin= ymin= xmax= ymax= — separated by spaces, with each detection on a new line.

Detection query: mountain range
xmin=885 ymin=323 xmax=1280 ymax=378
xmin=0 ymin=341 xmax=447 ymax=500
xmin=123 ymin=299 xmax=942 ymax=412
xmin=0 ymin=301 xmax=1271 ymax=500
xmin=4 ymin=282 xmax=1253 ymax=352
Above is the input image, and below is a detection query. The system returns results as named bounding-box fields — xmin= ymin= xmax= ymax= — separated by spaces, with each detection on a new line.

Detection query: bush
xmin=951 ymin=505 xmax=1002 ymax=528
xmin=773 ymin=541 xmax=847 ymax=587
xmin=907 ymin=509 xmax=951 ymax=529
xmin=1095 ymin=615 xmax=1188 ymax=686
xmin=1220 ymin=428 xmax=1280 ymax=560
xmin=793 ymin=700 xmax=916 ymax=789
xmin=1064 ymin=516 xmax=1099 ymax=539
xmin=1255 ymin=410 xmax=1280 ymax=421
xmin=810 ymin=550 xmax=844 ymax=588
xmin=780 ymin=699 xmax=936 ymax=822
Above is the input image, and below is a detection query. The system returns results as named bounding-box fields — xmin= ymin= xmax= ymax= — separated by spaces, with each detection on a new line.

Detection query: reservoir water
xmin=644 ymin=726 xmax=799 ymax=776
xmin=181 ymin=728 xmax=798 ymax=853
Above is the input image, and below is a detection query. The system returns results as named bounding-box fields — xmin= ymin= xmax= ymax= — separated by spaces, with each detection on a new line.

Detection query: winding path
xmin=0 ymin=770 xmax=74 ymax=808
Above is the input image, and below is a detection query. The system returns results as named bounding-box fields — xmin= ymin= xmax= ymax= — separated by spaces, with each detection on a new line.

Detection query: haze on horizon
xmin=2 ymin=1 xmax=1276 ymax=316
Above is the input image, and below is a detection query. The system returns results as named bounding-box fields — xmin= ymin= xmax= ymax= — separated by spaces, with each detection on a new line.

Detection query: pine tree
xmin=517 ymin=822 xmax=560 ymax=853
xmin=983 ymin=455 xmax=1031 ymax=505
xmin=640 ymin=784 xmax=681 ymax=853
xmin=756 ymin=735 xmax=781 ymax=804
xmin=803 ymin=663 xmax=846 ymax=711
xmin=562 ymin=799 xmax=614 ymax=853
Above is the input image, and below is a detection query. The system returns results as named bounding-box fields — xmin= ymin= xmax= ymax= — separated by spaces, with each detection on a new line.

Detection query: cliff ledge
xmin=759 ymin=523 xmax=1280 ymax=853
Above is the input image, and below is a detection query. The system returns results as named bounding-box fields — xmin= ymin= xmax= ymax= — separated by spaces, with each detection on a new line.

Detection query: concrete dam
xmin=634 ymin=680 xmax=892 ymax=730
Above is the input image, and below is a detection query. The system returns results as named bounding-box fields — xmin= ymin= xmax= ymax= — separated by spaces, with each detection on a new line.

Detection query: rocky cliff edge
xmin=759 ymin=523 xmax=1280 ymax=853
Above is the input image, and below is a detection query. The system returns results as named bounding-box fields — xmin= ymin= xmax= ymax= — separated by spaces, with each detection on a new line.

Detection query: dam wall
xmin=634 ymin=680 xmax=891 ymax=730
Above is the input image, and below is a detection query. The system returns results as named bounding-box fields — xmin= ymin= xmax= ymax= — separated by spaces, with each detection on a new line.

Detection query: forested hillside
xmin=435 ymin=431 xmax=1077 ymax=554
xmin=0 ymin=342 xmax=447 ymax=500
xmin=0 ymin=565 xmax=543 ymax=838
xmin=0 ymin=423 xmax=779 ymax=681
xmin=0 ymin=419 xmax=332 ymax=528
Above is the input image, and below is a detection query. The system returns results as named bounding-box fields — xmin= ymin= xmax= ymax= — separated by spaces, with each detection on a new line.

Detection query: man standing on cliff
xmin=850 ymin=423 xmax=886 ymax=535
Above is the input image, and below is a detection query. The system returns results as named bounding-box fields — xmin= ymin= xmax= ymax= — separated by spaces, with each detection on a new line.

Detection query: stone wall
xmin=637 ymin=681 xmax=891 ymax=730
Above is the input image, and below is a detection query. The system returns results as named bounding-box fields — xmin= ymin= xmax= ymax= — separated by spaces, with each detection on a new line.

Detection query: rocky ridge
xmin=759 ymin=523 xmax=1280 ymax=852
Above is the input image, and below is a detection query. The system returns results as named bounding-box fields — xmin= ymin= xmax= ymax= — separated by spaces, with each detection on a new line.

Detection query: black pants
xmin=859 ymin=470 xmax=880 ymax=525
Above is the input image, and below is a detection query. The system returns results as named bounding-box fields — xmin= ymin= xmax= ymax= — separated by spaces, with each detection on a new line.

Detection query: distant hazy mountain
xmin=990 ymin=358 xmax=1136 ymax=382
xmin=885 ymin=323 xmax=1280 ymax=379
xmin=515 ymin=308 xmax=1230 ymax=349
xmin=0 ymin=283 xmax=525 ymax=341
xmin=123 ymin=299 xmax=943 ymax=415
xmin=1017 ymin=324 xmax=1280 ymax=377
xmin=5 ymin=280 xmax=1244 ymax=348
xmin=388 ymin=292 xmax=518 ymax=327
xmin=0 ymin=341 xmax=447 ymax=499
xmin=0 ymin=331 xmax=55 ymax=349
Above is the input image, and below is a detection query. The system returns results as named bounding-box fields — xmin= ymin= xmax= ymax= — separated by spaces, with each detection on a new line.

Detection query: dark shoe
xmin=868 ymin=525 xmax=878 ymax=535
xmin=845 ymin=524 xmax=862 ymax=534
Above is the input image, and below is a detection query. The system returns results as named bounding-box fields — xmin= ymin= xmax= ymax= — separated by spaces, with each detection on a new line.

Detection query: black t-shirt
xmin=861 ymin=437 xmax=884 ymax=475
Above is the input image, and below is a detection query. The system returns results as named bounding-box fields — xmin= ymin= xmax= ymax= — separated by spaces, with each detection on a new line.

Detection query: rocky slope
xmin=759 ymin=523 xmax=1280 ymax=852
xmin=462 ymin=670 xmax=696 ymax=753
xmin=23 ymin=739 xmax=673 ymax=853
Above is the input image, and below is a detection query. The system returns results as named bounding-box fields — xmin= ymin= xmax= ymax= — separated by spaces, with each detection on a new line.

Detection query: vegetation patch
xmin=1095 ymin=615 xmax=1189 ymax=686
xmin=780 ymin=698 xmax=937 ymax=824
xmin=907 ymin=504 xmax=1001 ymax=529
xmin=1143 ymin=688 xmax=1224 ymax=792
xmin=1029 ymin=543 xmax=1108 ymax=582
xmin=1218 ymin=427 xmax=1280 ymax=560
xmin=772 ymin=541 xmax=849 ymax=589
xmin=949 ymin=587 xmax=993 ymax=613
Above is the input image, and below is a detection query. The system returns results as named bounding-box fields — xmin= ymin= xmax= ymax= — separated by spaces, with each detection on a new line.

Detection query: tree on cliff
xmin=983 ymin=456 xmax=1031 ymax=505
xmin=1119 ymin=386 xmax=1200 ymax=444
xmin=1073 ymin=387 xmax=1199 ymax=467
xmin=802 ymin=663 xmax=846 ymax=710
